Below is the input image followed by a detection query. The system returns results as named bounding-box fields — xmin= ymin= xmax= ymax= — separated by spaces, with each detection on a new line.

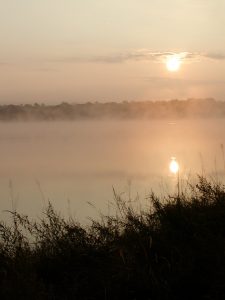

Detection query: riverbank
xmin=0 ymin=176 xmax=225 ymax=299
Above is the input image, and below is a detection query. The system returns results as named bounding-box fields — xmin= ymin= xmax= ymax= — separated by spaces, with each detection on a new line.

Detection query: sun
xmin=166 ymin=55 xmax=181 ymax=72
xmin=169 ymin=157 xmax=179 ymax=174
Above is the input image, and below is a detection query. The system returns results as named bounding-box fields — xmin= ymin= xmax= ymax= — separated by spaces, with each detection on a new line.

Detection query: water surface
xmin=0 ymin=120 xmax=224 ymax=222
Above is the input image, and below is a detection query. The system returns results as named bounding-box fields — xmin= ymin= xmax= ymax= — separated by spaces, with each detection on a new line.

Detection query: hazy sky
xmin=1 ymin=0 xmax=225 ymax=103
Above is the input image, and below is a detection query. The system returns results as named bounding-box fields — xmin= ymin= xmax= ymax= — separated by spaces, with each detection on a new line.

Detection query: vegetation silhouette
xmin=0 ymin=176 xmax=225 ymax=299
xmin=0 ymin=98 xmax=225 ymax=121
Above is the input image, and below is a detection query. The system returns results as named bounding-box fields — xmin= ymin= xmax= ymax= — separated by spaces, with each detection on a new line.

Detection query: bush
xmin=0 ymin=176 xmax=225 ymax=299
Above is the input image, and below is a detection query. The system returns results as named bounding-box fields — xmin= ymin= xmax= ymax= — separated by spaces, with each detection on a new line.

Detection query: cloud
xmin=94 ymin=51 xmax=225 ymax=64
xmin=91 ymin=51 xmax=171 ymax=63
xmin=143 ymin=76 xmax=225 ymax=87
xmin=54 ymin=51 xmax=188 ymax=64
xmin=97 ymin=51 xmax=181 ymax=63
xmin=35 ymin=67 xmax=59 ymax=72
xmin=204 ymin=53 xmax=225 ymax=60
xmin=0 ymin=62 xmax=10 ymax=66
xmin=51 ymin=50 xmax=225 ymax=65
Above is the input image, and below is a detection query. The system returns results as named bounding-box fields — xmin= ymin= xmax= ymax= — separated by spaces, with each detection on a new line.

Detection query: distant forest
xmin=0 ymin=98 xmax=225 ymax=121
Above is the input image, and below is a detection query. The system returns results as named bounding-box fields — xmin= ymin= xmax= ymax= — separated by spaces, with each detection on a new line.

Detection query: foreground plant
xmin=0 ymin=176 xmax=225 ymax=299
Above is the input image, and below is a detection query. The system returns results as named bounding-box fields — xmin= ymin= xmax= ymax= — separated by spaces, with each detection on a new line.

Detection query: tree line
xmin=0 ymin=98 xmax=224 ymax=121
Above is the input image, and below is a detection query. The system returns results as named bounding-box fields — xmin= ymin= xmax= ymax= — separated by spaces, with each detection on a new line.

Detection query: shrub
xmin=0 ymin=176 xmax=225 ymax=299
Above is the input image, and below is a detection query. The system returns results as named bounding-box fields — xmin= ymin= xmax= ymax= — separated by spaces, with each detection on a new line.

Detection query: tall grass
xmin=0 ymin=176 xmax=225 ymax=299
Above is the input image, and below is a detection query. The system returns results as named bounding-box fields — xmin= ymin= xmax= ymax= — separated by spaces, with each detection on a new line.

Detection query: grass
xmin=0 ymin=176 xmax=225 ymax=299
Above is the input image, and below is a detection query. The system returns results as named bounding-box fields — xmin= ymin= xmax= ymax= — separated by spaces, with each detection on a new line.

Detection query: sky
xmin=0 ymin=0 xmax=225 ymax=104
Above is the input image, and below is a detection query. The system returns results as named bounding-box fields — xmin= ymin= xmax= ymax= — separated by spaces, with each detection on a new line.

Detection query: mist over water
xmin=0 ymin=120 xmax=225 ymax=223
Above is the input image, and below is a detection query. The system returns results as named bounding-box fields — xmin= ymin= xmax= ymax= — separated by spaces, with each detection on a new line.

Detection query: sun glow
xmin=166 ymin=55 xmax=181 ymax=72
xmin=169 ymin=157 xmax=179 ymax=174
